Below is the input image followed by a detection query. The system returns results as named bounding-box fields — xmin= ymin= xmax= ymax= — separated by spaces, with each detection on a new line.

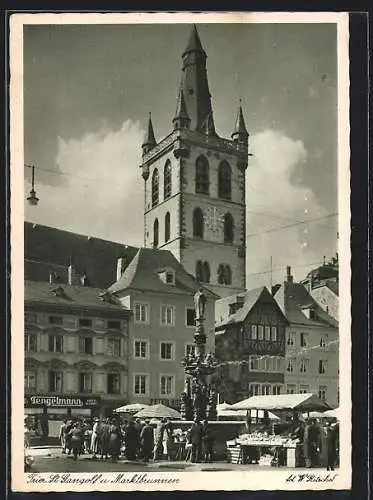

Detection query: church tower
xmin=140 ymin=25 xmax=249 ymax=298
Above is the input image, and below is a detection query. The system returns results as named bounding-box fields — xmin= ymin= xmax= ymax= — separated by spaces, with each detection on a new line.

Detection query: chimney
xmin=68 ymin=264 xmax=76 ymax=285
xmin=116 ymin=257 xmax=126 ymax=281
xmin=286 ymin=266 xmax=293 ymax=283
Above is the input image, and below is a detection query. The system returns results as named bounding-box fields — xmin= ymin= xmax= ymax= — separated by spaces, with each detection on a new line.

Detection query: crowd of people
xmin=57 ymin=415 xmax=215 ymax=463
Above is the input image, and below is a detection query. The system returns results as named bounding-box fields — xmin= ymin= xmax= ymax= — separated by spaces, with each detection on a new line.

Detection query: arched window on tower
xmin=165 ymin=212 xmax=171 ymax=242
xmin=224 ymin=213 xmax=234 ymax=244
xmin=218 ymin=161 xmax=232 ymax=200
xmin=164 ymin=161 xmax=172 ymax=200
xmin=152 ymin=169 xmax=159 ymax=207
xmin=153 ymin=218 xmax=159 ymax=248
xmin=193 ymin=208 xmax=204 ymax=239
xmin=218 ymin=264 xmax=232 ymax=285
xmin=195 ymin=155 xmax=210 ymax=195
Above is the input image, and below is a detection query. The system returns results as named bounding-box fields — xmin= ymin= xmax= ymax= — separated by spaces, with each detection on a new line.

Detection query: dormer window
xmin=99 ymin=291 xmax=115 ymax=303
xmin=301 ymin=305 xmax=317 ymax=320
xmin=50 ymin=286 xmax=66 ymax=298
xmin=158 ymin=269 xmax=175 ymax=285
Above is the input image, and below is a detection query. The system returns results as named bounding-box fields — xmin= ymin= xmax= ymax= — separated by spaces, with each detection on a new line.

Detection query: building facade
xmin=274 ymin=267 xmax=339 ymax=408
xmin=214 ymin=287 xmax=288 ymax=404
xmin=24 ymin=280 xmax=131 ymax=418
xmin=140 ymin=25 xmax=249 ymax=298
xmin=108 ymin=248 xmax=216 ymax=409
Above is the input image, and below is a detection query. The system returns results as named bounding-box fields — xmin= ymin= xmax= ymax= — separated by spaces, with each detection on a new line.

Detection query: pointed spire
xmin=231 ymin=102 xmax=249 ymax=142
xmin=173 ymin=87 xmax=190 ymax=130
xmin=141 ymin=113 xmax=157 ymax=154
xmin=183 ymin=24 xmax=205 ymax=56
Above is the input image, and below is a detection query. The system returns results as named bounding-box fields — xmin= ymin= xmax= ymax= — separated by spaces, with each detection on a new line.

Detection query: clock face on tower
xmin=203 ymin=207 xmax=224 ymax=233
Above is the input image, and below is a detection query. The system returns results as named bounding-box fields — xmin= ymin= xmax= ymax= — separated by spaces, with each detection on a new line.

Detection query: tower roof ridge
xmin=182 ymin=24 xmax=205 ymax=56
xmin=142 ymin=112 xmax=157 ymax=152
xmin=173 ymin=87 xmax=190 ymax=122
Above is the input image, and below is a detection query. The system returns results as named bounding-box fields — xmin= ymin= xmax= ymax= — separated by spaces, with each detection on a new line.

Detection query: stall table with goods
xmin=227 ymin=393 xmax=332 ymax=468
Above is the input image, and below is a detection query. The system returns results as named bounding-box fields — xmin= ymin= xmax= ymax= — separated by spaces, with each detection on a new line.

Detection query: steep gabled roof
xmin=274 ymin=281 xmax=338 ymax=328
xmin=108 ymin=247 xmax=218 ymax=298
xmin=25 ymin=222 xmax=138 ymax=289
xmin=215 ymin=286 xmax=288 ymax=329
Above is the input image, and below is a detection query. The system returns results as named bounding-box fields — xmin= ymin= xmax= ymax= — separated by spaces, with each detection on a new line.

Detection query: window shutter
xmin=40 ymin=333 xmax=49 ymax=352
xmin=95 ymin=338 xmax=105 ymax=354
xmin=123 ymin=374 xmax=128 ymax=393
xmin=38 ymin=370 xmax=46 ymax=391
xmin=95 ymin=372 xmax=105 ymax=393
xmin=64 ymin=371 xmax=76 ymax=392
xmin=66 ymin=336 xmax=76 ymax=353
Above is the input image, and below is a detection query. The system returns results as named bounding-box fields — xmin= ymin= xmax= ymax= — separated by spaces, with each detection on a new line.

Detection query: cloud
xmin=246 ymin=129 xmax=333 ymax=288
xmin=25 ymin=119 xmax=145 ymax=246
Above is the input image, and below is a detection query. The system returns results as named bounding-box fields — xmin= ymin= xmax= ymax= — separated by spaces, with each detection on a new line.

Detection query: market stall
xmin=227 ymin=393 xmax=332 ymax=467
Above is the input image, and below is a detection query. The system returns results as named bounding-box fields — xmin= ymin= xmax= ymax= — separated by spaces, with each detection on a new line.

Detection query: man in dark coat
xmin=304 ymin=419 xmax=320 ymax=467
xmin=108 ymin=420 xmax=123 ymax=462
xmin=201 ymin=420 xmax=214 ymax=463
xmin=190 ymin=420 xmax=203 ymax=463
xmin=124 ymin=420 xmax=139 ymax=460
xmin=100 ymin=419 xmax=111 ymax=460
xmin=140 ymin=419 xmax=154 ymax=462
xmin=324 ymin=421 xmax=337 ymax=470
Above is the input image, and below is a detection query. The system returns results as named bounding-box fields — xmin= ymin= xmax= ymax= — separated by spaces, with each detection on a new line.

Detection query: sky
xmin=23 ymin=21 xmax=339 ymax=289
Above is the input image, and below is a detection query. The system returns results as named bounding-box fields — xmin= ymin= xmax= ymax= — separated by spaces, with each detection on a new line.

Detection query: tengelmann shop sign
xmin=25 ymin=395 xmax=100 ymax=408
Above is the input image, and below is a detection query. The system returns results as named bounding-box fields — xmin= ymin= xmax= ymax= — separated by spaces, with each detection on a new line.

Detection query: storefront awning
xmin=230 ymin=393 xmax=332 ymax=412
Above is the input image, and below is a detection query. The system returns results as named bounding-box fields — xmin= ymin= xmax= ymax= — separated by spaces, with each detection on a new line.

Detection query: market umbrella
xmin=217 ymin=403 xmax=279 ymax=420
xmin=230 ymin=393 xmax=332 ymax=412
xmin=134 ymin=404 xmax=181 ymax=420
xmin=322 ymin=407 xmax=340 ymax=419
xmin=114 ymin=403 xmax=150 ymax=414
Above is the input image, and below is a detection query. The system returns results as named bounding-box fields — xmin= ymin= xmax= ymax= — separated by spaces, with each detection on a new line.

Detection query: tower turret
xmin=231 ymin=104 xmax=249 ymax=144
xmin=141 ymin=113 xmax=157 ymax=155
xmin=173 ymin=87 xmax=191 ymax=130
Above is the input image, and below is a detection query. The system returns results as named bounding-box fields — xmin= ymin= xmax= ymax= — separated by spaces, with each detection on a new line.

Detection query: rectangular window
xmin=107 ymin=338 xmax=121 ymax=357
xmin=107 ymin=373 xmax=120 ymax=394
xmin=79 ymin=373 xmax=92 ymax=393
xmin=258 ymin=325 xmax=264 ymax=340
xmin=79 ymin=318 xmax=92 ymax=328
xmin=287 ymin=332 xmax=295 ymax=346
xmin=286 ymin=384 xmax=297 ymax=394
xmin=24 ymin=371 xmax=36 ymax=390
xmin=160 ymin=375 xmax=174 ymax=396
xmin=271 ymin=326 xmax=278 ymax=341
xmin=107 ymin=320 xmax=121 ymax=330
xmin=48 ymin=371 xmax=63 ymax=392
xmin=79 ymin=337 xmax=93 ymax=355
xmin=287 ymin=358 xmax=295 ymax=373
xmin=250 ymin=356 xmax=260 ymax=371
xmin=299 ymin=359 xmax=309 ymax=373
xmin=134 ymin=340 xmax=148 ymax=359
xmin=186 ymin=308 xmax=196 ymax=327
xmin=161 ymin=305 xmax=175 ymax=326
xmin=134 ymin=303 xmax=149 ymax=323
xmin=265 ymin=357 xmax=271 ymax=372
xmin=134 ymin=374 xmax=148 ymax=396
xmin=265 ymin=326 xmax=271 ymax=341
xmin=318 ymin=360 xmax=327 ymax=374
xmin=25 ymin=333 xmax=37 ymax=352
xmin=185 ymin=343 xmax=195 ymax=357
xmin=299 ymin=384 xmax=310 ymax=394
xmin=48 ymin=316 xmax=63 ymax=325
xmin=300 ymin=332 xmax=308 ymax=347
xmin=251 ymin=325 xmax=257 ymax=340
xmin=249 ymin=384 xmax=260 ymax=396
xmin=160 ymin=342 xmax=174 ymax=361
xmin=48 ymin=335 xmax=63 ymax=353
xmin=273 ymin=385 xmax=282 ymax=395
xmin=320 ymin=335 xmax=328 ymax=348
xmin=165 ymin=272 xmax=175 ymax=284
xmin=318 ymin=385 xmax=327 ymax=401
xmin=261 ymin=385 xmax=271 ymax=396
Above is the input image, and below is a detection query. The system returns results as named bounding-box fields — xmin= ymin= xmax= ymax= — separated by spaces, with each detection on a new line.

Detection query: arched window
xmin=164 ymin=161 xmax=172 ymax=200
xmin=152 ymin=169 xmax=159 ymax=207
xmin=195 ymin=155 xmax=210 ymax=195
xmin=202 ymin=262 xmax=210 ymax=283
xmin=193 ymin=207 xmax=204 ymax=239
xmin=218 ymin=161 xmax=232 ymax=200
xmin=224 ymin=213 xmax=234 ymax=243
xmin=153 ymin=218 xmax=159 ymax=247
xmin=196 ymin=260 xmax=203 ymax=282
xmin=218 ymin=264 xmax=232 ymax=285
xmin=165 ymin=212 xmax=171 ymax=242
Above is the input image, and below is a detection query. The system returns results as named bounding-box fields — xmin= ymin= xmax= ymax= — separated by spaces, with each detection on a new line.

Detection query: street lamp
xmin=26 ymin=164 xmax=39 ymax=206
